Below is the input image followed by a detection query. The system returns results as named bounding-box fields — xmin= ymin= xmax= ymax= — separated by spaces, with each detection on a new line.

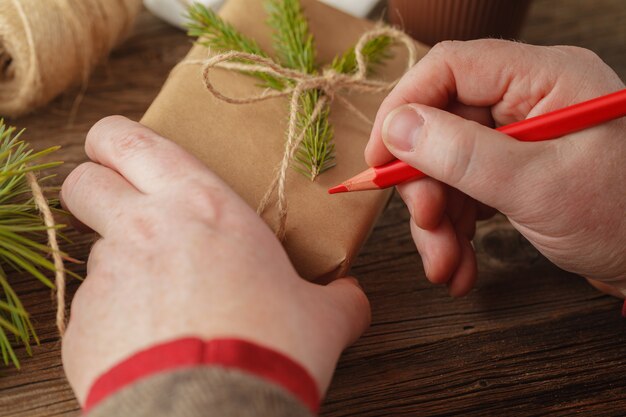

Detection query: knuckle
xmin=439 ymin=121 xmax=477 ymax=186
xmin=430 ymin=40 xmax=457 ymax=58
xmin=554 ymin=45 xmax=601 ymax=63
xmin=550 ymin=46 xmax=623 ymax=97
xmin=431 ymin=40 xmax=455 ymax=52
xmin=452 ymin=128 xmax=478 ymax=185
xmin=122 ymin=213 xmax=160 ymax=241
xmin=111 ymin=129 xmax=159 ymax=160
xmin=88 ymin=115 xmax=124 ymax=139
xmin=181 ymin=180 xmax=225 ymax=224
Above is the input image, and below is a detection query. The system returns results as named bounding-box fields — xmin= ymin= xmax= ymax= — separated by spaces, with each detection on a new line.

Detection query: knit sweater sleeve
xmin=88 ymin=367 xmax=315 ymax=417
xmin=83 ymin=337 xmax=320 ymax=416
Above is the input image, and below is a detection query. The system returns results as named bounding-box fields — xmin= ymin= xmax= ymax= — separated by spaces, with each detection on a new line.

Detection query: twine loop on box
xmin=190 ymin=26 xmax=417 ymax=239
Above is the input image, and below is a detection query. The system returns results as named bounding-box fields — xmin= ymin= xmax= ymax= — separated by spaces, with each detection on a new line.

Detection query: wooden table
xmin=1 ymin=1 xmax=625 ymax=415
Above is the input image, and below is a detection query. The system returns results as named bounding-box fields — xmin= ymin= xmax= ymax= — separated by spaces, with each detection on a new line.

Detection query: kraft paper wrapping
xmin=141 ymin=0 xmax=429 ymax=280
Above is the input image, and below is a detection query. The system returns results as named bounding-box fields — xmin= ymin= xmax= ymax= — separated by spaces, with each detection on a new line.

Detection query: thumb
xmin=324 ymin=277 xmax=371 ymax=347
xmin=382 ymin=104 xmax=542 ymax=211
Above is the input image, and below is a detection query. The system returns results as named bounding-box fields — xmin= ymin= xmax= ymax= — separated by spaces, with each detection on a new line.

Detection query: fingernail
xmin=382 ymin=105 xmax=424 ymax=152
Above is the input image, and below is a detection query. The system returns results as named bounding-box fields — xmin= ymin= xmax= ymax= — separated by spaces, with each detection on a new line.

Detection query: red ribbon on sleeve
xmin=84 ymin=337 xmax=320 ymax=414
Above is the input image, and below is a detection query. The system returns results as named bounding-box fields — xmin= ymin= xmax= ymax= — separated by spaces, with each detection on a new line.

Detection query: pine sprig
xmin=186 ymin=3 xmax=285 ymax=90
xmin=293 ymin=90 xmax=335 ymax=178
xmin=266 ymin=0 xmax=316 ymax=73
xmin=186 ymin=1 xmax=396 ymax=180
xmin=331 ymin=35 xmax=395 ymax=74
xmin=0 ymin=121 xmax=67 ymax=368
xmin=187 ymin=3 xmax=266 ymax=56
xmin=266 ymin=0 xmax=334 ymax=179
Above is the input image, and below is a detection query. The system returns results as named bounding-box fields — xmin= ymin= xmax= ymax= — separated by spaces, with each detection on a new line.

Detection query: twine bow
xmin=192 ymin=26 xmax=417 ymax=238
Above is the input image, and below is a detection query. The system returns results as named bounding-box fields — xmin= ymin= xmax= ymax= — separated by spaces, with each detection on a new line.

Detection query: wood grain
xmin=0 ymin=1 xmax=625 ymax=415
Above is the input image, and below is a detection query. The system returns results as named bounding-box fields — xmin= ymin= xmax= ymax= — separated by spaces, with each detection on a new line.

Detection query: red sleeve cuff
xmin=83 ymin=337 xmax=320 ymax=414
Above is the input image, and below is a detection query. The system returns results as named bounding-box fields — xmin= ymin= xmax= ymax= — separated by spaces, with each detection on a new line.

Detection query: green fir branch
xmin=266 ymin=0 xmax=334 ymax=179
xmin=293 ymin=90 xmax=335 ymax=179
xmin=0 ymin=121 xmax=67 ymax=368
xmin=187 ymin=3 xmax=266 ymax=56
xmin=186 ymin=3 xmax=284 ymax=90
xmin=266 ymin=0 xmax=316 ymax=73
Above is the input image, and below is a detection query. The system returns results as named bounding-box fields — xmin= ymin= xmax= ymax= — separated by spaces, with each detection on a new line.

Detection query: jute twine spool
xmin=0 ymin=0 xmax=142 ymax=117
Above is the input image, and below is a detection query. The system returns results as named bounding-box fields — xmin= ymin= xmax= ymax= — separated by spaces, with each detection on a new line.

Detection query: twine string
xmin=191 ymin=26 xmax=417 ymax=239
xmin=26 ymin=173 xmax=66 ymax=336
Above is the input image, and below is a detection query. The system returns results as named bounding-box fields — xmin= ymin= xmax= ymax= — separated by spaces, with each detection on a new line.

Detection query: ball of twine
xmin=0 ymin=0 xmax=142 ymax=117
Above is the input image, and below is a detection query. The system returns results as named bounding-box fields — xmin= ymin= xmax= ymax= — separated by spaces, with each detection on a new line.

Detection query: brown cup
xmin=388 ymin=0 xmax=533 ymax=46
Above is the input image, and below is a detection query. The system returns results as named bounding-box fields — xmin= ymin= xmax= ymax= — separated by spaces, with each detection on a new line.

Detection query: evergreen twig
xmin=187 ymin=3 xmax=266 ymax=56
xmin=186 ymin=3 xmax=285 ymax=90
xmin=267 ymin=0 xmax=335 ymax=179
xmin=266 ymin=0 xmax=316 ymax=73
xmin=293 ymin=90 xmax=335 ymax=178
xmin=0 ymin=121 xmax=67 ymax=368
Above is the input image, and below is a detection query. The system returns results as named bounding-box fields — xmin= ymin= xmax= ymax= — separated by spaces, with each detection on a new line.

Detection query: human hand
xmin=61 ymin=116 xmax=370 ymax=404
xmin=365 ymin=39 xmax=626 ymax=297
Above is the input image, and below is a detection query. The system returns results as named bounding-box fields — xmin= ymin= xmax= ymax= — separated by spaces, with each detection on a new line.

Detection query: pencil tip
xmin=328 ymin=184 xmax=349 ymax=194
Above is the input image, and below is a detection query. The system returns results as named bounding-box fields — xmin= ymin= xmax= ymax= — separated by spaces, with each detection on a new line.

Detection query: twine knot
xmin=190 ymin=26 xmax=417 ymax=239
xmin=317 ymin=69 xmax=339 ymax=96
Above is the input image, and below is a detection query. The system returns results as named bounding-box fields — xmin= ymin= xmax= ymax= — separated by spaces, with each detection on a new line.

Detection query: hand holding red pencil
xmin=329 ymin=88 xmax=626 ymax=193
xmin=362 ymin=40 xmax=626 ymax=298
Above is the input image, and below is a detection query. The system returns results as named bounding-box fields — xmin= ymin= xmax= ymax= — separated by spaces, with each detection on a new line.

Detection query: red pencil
xmin=328 ymin=88 xmax=626 ymax=194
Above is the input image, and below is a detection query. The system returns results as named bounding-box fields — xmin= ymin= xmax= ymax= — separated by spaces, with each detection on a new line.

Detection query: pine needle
xmin=0 ymin=121 xmax=67 ymax=368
